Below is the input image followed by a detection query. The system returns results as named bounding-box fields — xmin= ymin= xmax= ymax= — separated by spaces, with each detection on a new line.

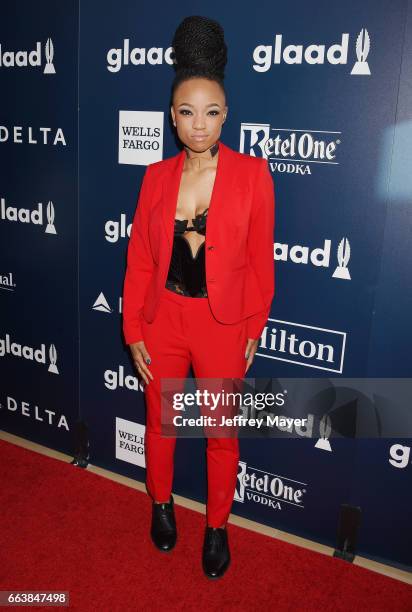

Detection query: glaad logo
xmin=275 ymin=237 xmax=351 ymax=280
xmin=240 ymin=124 xmax=341 ymax=175
xmin=106 ymin=39 xmax=175 ymax=72
xmin=235 ymin=461 xmax=307 ymax=510
xmin=389 ymin=444 xmax=411 ymax=469
xmin=0 ymin=198 xmax=57 ymax=233
xmin=0 ymin=272 xmax=15 ymax=292
xmin=3 ymin=396 xmax=69 ymax=430
xmin=105 ymin=213 xmax=131 ymax=243
xmin=104 ymin=365 xmax=144 ymax=392
xmin=0 ymin=334 xmax=59 ymax=373
xmin=252 ymin=28 xmax=371 ymax=75
xmin=247 ymin=404 xmax=335 ymax=450
xmin=257 ymin=319 xmax=346 ymax=373
xmin=0 ymin=38 xmax=56 ymax=73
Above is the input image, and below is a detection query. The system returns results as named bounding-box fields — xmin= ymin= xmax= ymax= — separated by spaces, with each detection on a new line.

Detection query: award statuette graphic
xmin=45 ymin=201 xmax=57 ymax=234
xmin=332 ymin=237 xmax=351 ymax=280
xmin=44 ymin=38 xmax=56 ymax=74
xmin=350 ymin=28 xmax=371 ymax=76
xmin=48 ymin=343 xmax=59 ymax=374
xmin=314 ymin=414 xmax=333 ymax=451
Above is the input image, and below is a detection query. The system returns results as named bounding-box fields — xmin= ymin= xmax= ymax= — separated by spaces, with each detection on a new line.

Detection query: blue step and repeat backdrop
xmin=1 ymin=0 xmax=411 ymax=573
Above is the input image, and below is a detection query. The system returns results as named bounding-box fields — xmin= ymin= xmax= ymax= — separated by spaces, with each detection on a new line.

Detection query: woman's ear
xmin=171 ymin=106 xmax=176 ymax=127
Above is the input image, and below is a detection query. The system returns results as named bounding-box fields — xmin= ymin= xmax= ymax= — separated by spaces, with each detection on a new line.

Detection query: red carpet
xmin=1 ymin=438 xmax=411 ymax=611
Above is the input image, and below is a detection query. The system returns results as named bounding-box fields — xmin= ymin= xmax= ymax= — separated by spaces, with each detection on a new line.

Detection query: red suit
xmin=123 ymin=140 xmax=275 ymax=527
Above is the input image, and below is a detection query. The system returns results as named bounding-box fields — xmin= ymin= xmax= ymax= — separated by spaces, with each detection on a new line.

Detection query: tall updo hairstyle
xmin=171 ymin=15 xmax=228 ymax=103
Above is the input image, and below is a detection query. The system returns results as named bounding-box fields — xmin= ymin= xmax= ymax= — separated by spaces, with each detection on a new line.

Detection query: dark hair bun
xmin=172 ymin=15 xmax=227 ymax=80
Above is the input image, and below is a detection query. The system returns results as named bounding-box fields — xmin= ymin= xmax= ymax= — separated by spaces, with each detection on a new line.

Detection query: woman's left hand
xmin=244 ymin=338 xmax=259 ymax=374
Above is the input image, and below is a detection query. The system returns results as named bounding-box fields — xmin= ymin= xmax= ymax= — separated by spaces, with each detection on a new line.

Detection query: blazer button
xmin=207 ymin=245 xmax=214 ymax=250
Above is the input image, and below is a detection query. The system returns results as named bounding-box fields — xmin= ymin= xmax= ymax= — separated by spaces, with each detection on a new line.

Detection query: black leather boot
xmin=202 ymin=526 xmax=230 ymax=579
xmin=150 ymin=494 xmax=177 ymax=552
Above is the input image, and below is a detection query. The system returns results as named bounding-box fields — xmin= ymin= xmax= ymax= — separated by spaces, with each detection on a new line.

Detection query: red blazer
xmin=122 ymin=139 xmax=275 ymax=345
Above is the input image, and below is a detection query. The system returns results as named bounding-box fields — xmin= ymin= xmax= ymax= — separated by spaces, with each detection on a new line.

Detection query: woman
xmin=122 ymin=15 xmax=275 ymax=579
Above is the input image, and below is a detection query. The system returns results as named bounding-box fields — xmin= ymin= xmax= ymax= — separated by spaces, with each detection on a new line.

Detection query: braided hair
xmin=171 ymin=15 xmax=227 ymax=101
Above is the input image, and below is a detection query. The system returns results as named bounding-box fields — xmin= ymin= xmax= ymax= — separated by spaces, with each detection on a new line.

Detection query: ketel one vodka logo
xmin=0 ymin=38 xmax=56 ymax=73
xmin=240 ymin=124 xmax=341 ymax=175
xmin=0 ymin=198 xmax=57 ymax=234
xmin=235 ymin=461 xmax=306 ymax=510
xmin=252 ymin=27 xmax=371 ymax=75
xmin=0 ymin=334 xmax=59 ymax=373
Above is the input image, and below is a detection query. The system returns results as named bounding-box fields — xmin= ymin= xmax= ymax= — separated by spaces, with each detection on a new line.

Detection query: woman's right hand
xmin=130 ymin=340 xmax=154 ymax=385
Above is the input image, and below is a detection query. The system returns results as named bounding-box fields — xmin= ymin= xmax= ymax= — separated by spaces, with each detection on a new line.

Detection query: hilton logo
xmin=256 ymin=320 xmax=347 ymax=373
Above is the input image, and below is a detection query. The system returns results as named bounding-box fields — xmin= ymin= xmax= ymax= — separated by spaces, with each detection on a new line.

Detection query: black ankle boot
xmin=202 ymin=526 xmax=230 ymax=579
xmin=150 ymin=494 xmax=177 ymax=552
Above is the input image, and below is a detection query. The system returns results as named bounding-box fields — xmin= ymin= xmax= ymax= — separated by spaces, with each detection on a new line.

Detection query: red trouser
xmin=141 ymin=286 xmax=247 ymax=528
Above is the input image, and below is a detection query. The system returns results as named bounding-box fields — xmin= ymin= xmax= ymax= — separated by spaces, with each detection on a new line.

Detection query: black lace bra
xmin=174 ymin=207 xmax=208 ymax=236
xmin=165 ymin=208 xmax=209 ymax=297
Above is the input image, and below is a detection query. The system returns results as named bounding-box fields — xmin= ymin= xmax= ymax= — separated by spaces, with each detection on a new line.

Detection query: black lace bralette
xmin=174 ymin=207 xmax=209 ymax=236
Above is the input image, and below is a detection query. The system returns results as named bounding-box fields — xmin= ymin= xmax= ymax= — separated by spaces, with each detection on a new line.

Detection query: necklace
xmin=184 ymin=141 xmax=219 ymax=170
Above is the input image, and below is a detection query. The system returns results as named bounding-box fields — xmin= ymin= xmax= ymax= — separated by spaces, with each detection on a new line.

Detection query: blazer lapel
xmin=160 ymin=140 xmax=236 ymax=248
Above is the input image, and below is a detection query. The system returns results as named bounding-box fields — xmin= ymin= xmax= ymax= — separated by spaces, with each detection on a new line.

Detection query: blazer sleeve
xmin=122 ymin=165 xmax=155 ymax=345
xmin=246 ymin=158 xmax=275 ymax=340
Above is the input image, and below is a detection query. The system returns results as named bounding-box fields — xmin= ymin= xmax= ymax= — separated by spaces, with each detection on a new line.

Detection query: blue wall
xmin=1 ymin=0 xmax=411 ymax=572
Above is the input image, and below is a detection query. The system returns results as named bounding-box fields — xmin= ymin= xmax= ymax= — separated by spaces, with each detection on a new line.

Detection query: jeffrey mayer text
xmin=220 ymin=415 xmax=308 ymax=428
xmin=173 ymin=415 xmax=308 ymax=428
